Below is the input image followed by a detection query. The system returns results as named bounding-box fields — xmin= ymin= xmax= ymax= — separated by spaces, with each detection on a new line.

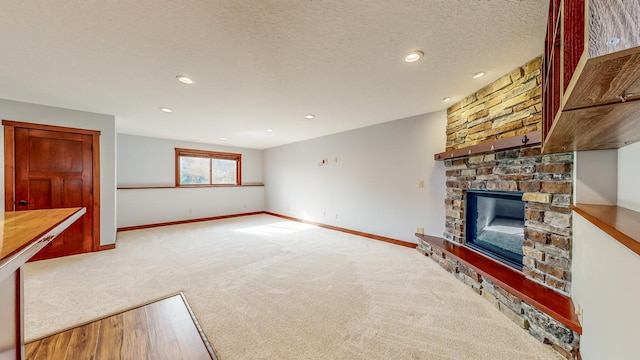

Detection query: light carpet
xmin=24 ymin=214 xmax=563 ymax=359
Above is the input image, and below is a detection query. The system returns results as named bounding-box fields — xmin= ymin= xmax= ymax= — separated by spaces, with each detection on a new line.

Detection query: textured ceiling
xmin=0 ymin=1 xmax=548 ymax=149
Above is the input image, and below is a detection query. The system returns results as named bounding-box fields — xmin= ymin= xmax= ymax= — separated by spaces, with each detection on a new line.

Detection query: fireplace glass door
xmin=465 ymin=190 xmax=525 ymax=270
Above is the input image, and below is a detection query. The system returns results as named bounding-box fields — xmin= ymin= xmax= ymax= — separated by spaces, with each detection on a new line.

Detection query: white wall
xmin=571 ymin=215 xmax=640 ymax=360
xmin=116 ymin=134 xmax=264 ymax=228
xmin=263 ymin=111 xmax=447 ymax=243
xmin=572 ymin=143 xmax=640 ymax=359
xmin=117 ymin=186 xmax=264 ymax=228
xmin=573 ymin=150 xmax=617 ymax=205
xmin=118 ymin=134 xmax=263 ymax=186
xmin=0 ymin=98 xmax=117 ymax=246
xmin=617 ymin=141 xmax=640 ymax=212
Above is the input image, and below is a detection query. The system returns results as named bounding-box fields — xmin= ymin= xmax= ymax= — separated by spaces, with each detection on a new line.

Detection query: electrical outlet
xmin=335 ymin=213 xmax=338 ymax=219
xmin=243 ymin=203 xmax=247 ymax=208
xmin=418 ymin=180 xmax=424 ymax=188
xmin=575 ymin=304 xmax=583 ymax=324
xmin=416 ymin=227 xmax=424 ymax=234
xmin=334 ymin=157 xmax=338 ymax=163
xmin=188 ymin=208 xmax=193 ymax=214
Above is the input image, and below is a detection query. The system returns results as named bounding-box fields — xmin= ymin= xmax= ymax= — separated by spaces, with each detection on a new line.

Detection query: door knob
xmin=18 ymin=200 xmax=28 ymax=206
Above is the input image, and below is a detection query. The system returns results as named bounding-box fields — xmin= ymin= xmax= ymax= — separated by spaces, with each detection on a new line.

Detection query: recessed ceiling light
xmin=473 ymin=72 xmax=486 ymax=79
xmin=443 ymin=97 xmax=452 ymax=102
xmin=220 ymin=137 xmax=227 ymax=141
xmin=267 ymin=129 xmax=273 ymax=132
xmin=606 ymin=37 xmax=620 ymax=46
xmin=305 ymin=114 xmax=315 ymax=119
xmin=176 ymin=75 xmax=193 ymax=84
xmin=159 ymin=107 xmax=173 ymax=113
xmin=404 ymin=51 xmax=424 ymax=63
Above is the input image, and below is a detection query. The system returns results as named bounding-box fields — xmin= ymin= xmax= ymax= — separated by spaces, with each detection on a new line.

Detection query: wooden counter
xmin=0 ymin=207 xmax=85 ymax=360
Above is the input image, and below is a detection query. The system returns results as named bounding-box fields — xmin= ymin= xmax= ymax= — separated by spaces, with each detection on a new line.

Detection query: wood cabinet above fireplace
xmin=542 ymin=0 xmax=640 ymax=154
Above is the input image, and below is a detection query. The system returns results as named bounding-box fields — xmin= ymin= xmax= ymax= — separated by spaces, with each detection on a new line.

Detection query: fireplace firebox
xmin=465 ymin=190 xmax=525 ymax=270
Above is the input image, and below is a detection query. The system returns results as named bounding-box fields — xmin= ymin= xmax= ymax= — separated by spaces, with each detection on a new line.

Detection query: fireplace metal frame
xmin=465 ymin=190 xmax=525 ymax=271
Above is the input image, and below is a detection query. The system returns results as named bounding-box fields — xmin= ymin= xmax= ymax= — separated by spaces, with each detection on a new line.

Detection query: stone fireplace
xmin=416 ymin=57 xmax=580 ymax=359
xmin=443 ymin=147 xmax=573 ymax=294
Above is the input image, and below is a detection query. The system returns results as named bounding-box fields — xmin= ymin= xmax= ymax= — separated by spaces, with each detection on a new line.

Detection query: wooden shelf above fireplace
xmin=415 ymin=233 xmax=582 ymax=334
xmin=434 ymin=131 xmax=542 ymax=161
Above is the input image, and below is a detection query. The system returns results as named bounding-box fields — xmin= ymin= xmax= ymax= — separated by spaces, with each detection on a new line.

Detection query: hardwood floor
xmin=25 ymin=293 xmax=217 ymax=360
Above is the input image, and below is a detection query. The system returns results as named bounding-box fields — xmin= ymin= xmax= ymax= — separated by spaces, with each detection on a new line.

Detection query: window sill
xmin=117 ymin=184 xmax=264 ymax=190
xmin=415 ymin=233 xmax=582 ymax=334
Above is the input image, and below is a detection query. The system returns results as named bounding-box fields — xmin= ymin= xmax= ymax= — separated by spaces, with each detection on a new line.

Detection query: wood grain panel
xmin=4 ymin=125 xmax=15 ymax=211
xmin=415 ymin=234 xmax=582 ymax=334
xmin=434 ymin=132 xmax=541 ymax=161
xmin=94 ymin=315 xmax=123 ymax=360
xmin=571 ymin=204 xmax=640 ymax=256
xmin=564 ymin=48 xmax=640 ymax=109
xmin=0 ymin=208 xmax=84 ymax=261
xmin=543 ymin=99 xmax=640 ymax=153
xmin=28 ymin=137 xmax=83 ymax=173
xmin=144 ymin=299 xmax=181 ymax=359
xmin=28 ymin=179 xmax=52 ymax=209
xmin=121 ymin=306 xmax=151 ymax=359
xmin=25 ymin=293 xmax=215 ymax=360
xmin=65 ymin=322 xmax=101 ymax=359
xmin=15 ymin=127 xmax=94 ymax=261
xmin=2 ymin=120 xmax=100 ymax=136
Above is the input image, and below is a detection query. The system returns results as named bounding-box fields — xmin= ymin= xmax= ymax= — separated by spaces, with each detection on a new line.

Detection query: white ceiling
xmin=0 ymin=1 xmax=548 ymax=149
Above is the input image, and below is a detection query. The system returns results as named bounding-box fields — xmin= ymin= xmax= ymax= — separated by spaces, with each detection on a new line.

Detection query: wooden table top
xmin=0 ymin=208 xmax=85 ymax=261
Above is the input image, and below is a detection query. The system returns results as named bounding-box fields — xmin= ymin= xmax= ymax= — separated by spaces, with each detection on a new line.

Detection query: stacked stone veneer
xmin=417 ymin=56 xmax=580 ymax=359
xmin=441 ymin=148 xmax=573 ymax=294
xmin=446 ymin=57 xmax=542 ymax=151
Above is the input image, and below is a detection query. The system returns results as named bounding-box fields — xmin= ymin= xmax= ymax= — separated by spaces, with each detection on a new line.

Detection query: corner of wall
xmin=573 ymin=150 xmax=617 ymax=205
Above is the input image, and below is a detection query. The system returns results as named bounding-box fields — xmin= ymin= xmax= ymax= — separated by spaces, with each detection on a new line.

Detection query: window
xmin=175 ymin=148 xmax=241 ymax=186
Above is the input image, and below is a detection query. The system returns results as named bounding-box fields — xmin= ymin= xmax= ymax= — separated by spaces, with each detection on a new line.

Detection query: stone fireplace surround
xmin=414 ymin=56 xmax=585 ymax=359
xmin=417 ymin=145 xmax=579 ymax=358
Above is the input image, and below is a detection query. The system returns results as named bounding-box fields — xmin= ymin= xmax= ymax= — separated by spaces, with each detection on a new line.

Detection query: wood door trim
xmin=4 ymin=125 xmax=15 ymax=212
xmin=92 ymin=133 xmax=101 ymax=250
xmin=2 ymin=120 xmax=101 ymax=136
xmin=3 ymin=120 xmax=101 ymax=253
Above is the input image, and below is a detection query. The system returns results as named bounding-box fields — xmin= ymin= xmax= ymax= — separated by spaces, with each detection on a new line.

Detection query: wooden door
xmin=12 ymin=126 xmax=95 ymax=260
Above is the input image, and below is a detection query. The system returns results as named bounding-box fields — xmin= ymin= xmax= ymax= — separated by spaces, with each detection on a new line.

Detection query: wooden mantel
xmin=434 ymin=131 xmax=542 ymax=161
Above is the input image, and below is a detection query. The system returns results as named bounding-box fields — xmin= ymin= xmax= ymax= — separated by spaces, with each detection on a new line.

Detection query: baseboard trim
xmin=265 ymin=212 xmax=417 ymax=249
xmin=117 ymin=212 xmax=265 ymax=232
xmin=118 ymin=211 xmax=418 ymax=249
xmin=98 ymin=244 xmax=116 ymax=251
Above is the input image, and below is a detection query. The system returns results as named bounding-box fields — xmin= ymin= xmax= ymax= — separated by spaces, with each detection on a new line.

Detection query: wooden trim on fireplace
xmin=434 ymin=131 xmax=542 ymax=160
xmin=415 ymin=233 xmax=582 ymax=334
